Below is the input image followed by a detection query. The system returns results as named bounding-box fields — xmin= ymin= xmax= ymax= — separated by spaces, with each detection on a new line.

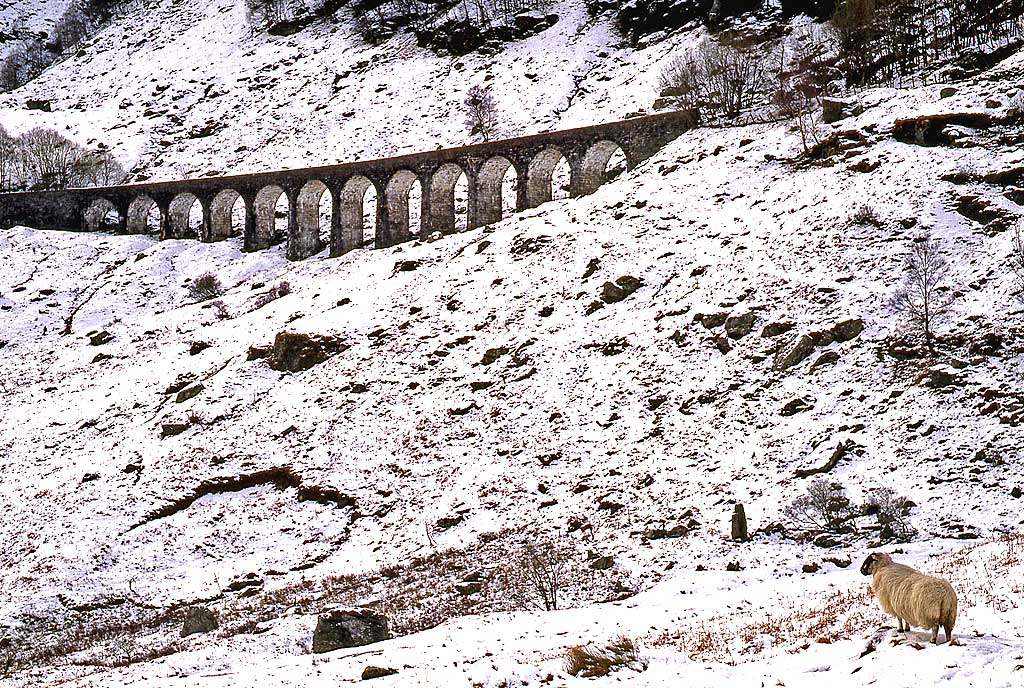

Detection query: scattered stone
xmin=918 ymin=365 xmax=962 ymax=389
xmin=822 ymin=97 xmax=864 ymax=123
xmin=180 ymin=606 xmax=218 ymax=637
xmin=436 ymin=514 xmax=464 ymax=529
xmin=247 ymin=344 xmax=272 ymax=360
xmin=809 ymin=329 xmax=835 ymax=346
xmin=802 ymin=562 xmax=820 ymax=573
xmin=831 ymin=318 xmax=864 ymax=342
xmin=269 ymin=332 xmax=349 ymax=372
xmin=810 ymin=350 xmax=840 ymax=370
xmin=480 ymin=346 xmax=509 ymax=365
xmin=725 ymin=561 xmax=743 ymax=572
xmin=939 ymin=87 xmax=957 ymax=99
xmin=1011 ymin=486 xmax=1022 ymax=499
xmin=725 ymin=312 xmax=756 ymax=339
xmin=81 ymin=473 xmax=100 ymax=483
xmin=312 ymin=609 xmax=390 ymax=654
xmin=455 ymin=581 xmax=482 ymax=595
xmin=600 ymin=275 xmax=642 ymax=304
xmin=590 ymin=555 xmax=615 ymax=571
xmin=731 ymin=503 xmax=749 ymax=541
xmin=824 ymin=556 xmax=852 ymax=568
xmin=780 ymin=397 xmax=815 ymax=417
xmin=646 ymin=525 xmax=689 ymax=540
xmin=160 ymin=422 xmax=189 ymax=437
xmin=698 ymin=311 xmax=729 ymax=329
xmin=813 ymin=533 xmax=839 ymax=548
xmin=189 ymin=341 xmax=212 ymax=356
xmin=361 ymin=666 xmax=399 ymax=680
xmin=773 ymin=334 xmax=816 ymax=371
xmin=88 ymin=330 xmax=113 ymax=346
xmin=26 ymin=99 xmax=51 ymax=112
xmin=225 ymin=573 xmax=263 ymax=592
xmin=761 ymin=321 xmax=794 ymax=337
xmin=713 ymin=336 xmax=732 ymax=354
xmin=175 ymin=383 xmax=204 ymax=403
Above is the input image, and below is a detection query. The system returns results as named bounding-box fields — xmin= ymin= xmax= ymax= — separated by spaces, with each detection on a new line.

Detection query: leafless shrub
xmin=508 ymin=540 xmax=565 ymax=611
xmin=187 ymin=273 xmax=224 ymax=302
xmin=888 ymin=234 xmax=955 ymax=353
xmin=1012 ymin=220 xmax=1024 ymax=300
xmin=0 ymin=125 xmax=123 ymax=192
xmin=864 ymin=487 xmax=917 ymax=543
xmin=211 ymin=300 xmax=232 ymax=320
xmin=658 ymin=34 xmax=776 ymax=122
xmin=463 ymin=84 xmax=500 ymax=142
xmin=253 ymin=281 xmax=291 ymax=309
xmin=851 ymin=204 xmax=883 ymax=226
xmin=564 ymin=635 xmax=645 ymax=677
xmin=784 ymin=479 xmax=858 ymax=534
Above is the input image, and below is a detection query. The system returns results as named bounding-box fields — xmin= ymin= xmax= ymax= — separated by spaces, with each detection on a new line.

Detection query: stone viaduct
xmin=0 ymin=111 xmax=696 ymax=261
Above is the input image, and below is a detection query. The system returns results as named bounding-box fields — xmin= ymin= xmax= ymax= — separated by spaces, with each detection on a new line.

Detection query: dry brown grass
xmin=564 ymin=635 xmax=643 ymax=677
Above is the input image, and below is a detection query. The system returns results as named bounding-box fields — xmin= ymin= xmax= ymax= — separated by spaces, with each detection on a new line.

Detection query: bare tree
xmin=784 ymin=479 xmax=858 ymax=534
xmin=463 ymin=84 xmax=500 ymax=142
xmin=0 ymin=124 xmax=17 ymax=191
xmin=508 ymin=541 xmax=565 ymax=611
xmin=888 ymin=235 xmax=955 ymax=353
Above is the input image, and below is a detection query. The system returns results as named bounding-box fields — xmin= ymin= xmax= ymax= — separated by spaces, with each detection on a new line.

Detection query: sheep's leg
xmin=896 ymin=618 xmax=905 ymax=632
xmin=943 ymin=624 xmax=954 ymax=645
xmin=930 ymin=626 xmax=939 ymax=644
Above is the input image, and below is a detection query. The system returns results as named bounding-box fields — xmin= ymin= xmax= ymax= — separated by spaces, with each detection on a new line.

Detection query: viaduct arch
xmin=0 ymin=112 xmax=696 ymax=261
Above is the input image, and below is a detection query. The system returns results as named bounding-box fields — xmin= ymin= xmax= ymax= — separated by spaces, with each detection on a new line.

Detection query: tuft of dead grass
xmin=564 ymin=635 xmax=644 ymax=677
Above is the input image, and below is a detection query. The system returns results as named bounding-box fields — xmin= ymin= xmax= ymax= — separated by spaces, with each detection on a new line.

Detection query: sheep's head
xmin=860 ymin=552 xmax=892 ymax=576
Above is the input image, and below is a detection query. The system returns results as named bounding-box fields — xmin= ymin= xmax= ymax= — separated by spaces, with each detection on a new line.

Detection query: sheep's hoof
xmin=909 ymin=641 xmax=925 ymax=650
xmin=949 ymin=639 xmax=963 ymax=647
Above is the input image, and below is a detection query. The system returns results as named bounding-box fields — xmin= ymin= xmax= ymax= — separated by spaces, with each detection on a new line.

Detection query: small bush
xmin=851 ymin=204 xmax=883 ymax=227
xmin=509 ymin=541 xmax=565 ymax=611
xmin=564 ymin=635 xmax=644 ymax=677
xmin=887 ymin=234 xmax=954 ymax=354
xmin=253 ymin=281 xmax=291 ymax=309
xmin=784 ymin=479 xmax=858 ymax=534
xmin=187 ymin=273 xmax=224 ymax=302
xmin=210 ymin=300 xmax=232 ymax=320
xmin=865 ymin=487 xmax=916 ymax=543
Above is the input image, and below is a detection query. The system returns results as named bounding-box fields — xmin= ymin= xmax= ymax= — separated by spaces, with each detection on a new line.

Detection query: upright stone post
xmin=242 ymin=193 xmax=258 ymax=252
xmin=731 ymin=503 xmax=749 ymax=542
xmin=329 ymin=185 xmax=344 ymax=257
xmin=418 ymin=170 xmax=433 ymax=241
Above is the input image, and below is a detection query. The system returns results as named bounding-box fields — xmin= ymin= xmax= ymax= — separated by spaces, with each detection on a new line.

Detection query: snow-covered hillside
xmin=1 ymin=1 xmax=1023 ymax=687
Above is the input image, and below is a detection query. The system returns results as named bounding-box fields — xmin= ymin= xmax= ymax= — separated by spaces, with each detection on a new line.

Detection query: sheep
xmin=860 ymin=551 xmax=958 ymax=644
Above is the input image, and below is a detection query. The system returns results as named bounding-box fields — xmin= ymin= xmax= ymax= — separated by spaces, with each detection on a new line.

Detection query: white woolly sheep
xmin=860 ymin=551 xmax=958 ymax=644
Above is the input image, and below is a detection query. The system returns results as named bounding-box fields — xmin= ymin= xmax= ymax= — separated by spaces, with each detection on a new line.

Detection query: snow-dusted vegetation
xmin=0 ymin=1 xmax=1022 ymax=686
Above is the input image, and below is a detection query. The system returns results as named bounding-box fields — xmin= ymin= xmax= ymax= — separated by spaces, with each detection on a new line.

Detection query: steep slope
xmin=1 ymin=41 xmax=1023 ymax=684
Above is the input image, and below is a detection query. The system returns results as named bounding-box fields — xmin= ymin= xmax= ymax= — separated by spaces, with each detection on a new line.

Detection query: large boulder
xmin=773 ymin=334 xmax=816 ymax=371
xmin=725 ymin=312 xmax=756 ymax=339
xmin=180 ymin=606 xmax=218 ymax=637
xmin=600 ymin=275 xmax=642 ymax=304
xmin=312 ymin=609 xmax=390 ymax=654
xmin=831 ymin=318 xmax=864 ymax=342
xmin=269 ymin=332 xmax=348 ymax=373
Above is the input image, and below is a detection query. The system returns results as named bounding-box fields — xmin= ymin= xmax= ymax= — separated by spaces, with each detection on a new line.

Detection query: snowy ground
xmin=1 ymin=1 xmax=1023 ymax=687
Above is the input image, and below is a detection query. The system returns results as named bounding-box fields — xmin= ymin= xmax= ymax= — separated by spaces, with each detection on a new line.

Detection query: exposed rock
xmin=970 ymin=332 xmax=1003 ymax=356
xmin=646 ymin=525 xmax=689 ymax=540
xmin=810 ymin=350 xmax=840 ymax=370
xmin=600 ymin=275 xmax=642 ymax=304
xmin=725 ymin=312 xmax=756 ymax=339
xmin=939 ymin=87 xmax=957 ymax=98
xmin=813 ymin=533 xmax=840 ymax=548
xmin=824 ymin=556 xmax=852 ymax=568
xmin=436 ymin=514 xmax=464 ymax=529
xmin=955 ymin=194 xmax=1017 ymax=235
xmin=918 ymin=365 xmax=962 ymax=389
xmin=26 ymin=99 xmax=51 ymax=112
xmin=175 ymin=383 xmax=204 ymax=403
xmin=312 ymin=609 xmax=390 ymax=654
xmin=713 ymin=336 xmax=731 ymax=354
xmin=725 ymin=561 xmax=743 ymax=572
xmin=180 ymin=606 xmax=218 ymax=637
xmin=773 ymin=334 xmax=816 ymax=371
xmin=189 ymin=341 xmax=211 ymax=356
xmin=88 ymin=330 xmax=113 ymax=346
xmin=809 ymin=329 xmax=835 ymax=346
xmin=1012 ymin=486 xmax=1022 ymax=499
xmin=362 ymin=666 xmax=399 ymax=680
xmin=455 ymin=581 xmax=482 ymax=595
xmin=590 ymin=555 xmax=615 ymax=571
xmin=699 ymin=311 xmax=729 ymax=329
xmin=161 ymin=422 xmax=189 ymax=437
xmin=480 ymin=346 xmax=509 ymax=365
xmin=893 ymin=112 xmax=996 ymax=146
xmin=831 ymin=318 xmax=865 ymax=342
xmin=780 ymin=397 xmax=814 ymax=416
xmin=269 ymin=332 xmax=349 ymax=372
xmin=822 ymin=97 xmax=863 ymax=123
xmin=761 ymin=321 xmax=794 ymax=337
xmin=225 ymin=573 xmax=263 ymax=592
xmin=247 ymin=344 xmax=272 ymax=361
xmin=802 ymin=562 xmax=820 ymax=573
